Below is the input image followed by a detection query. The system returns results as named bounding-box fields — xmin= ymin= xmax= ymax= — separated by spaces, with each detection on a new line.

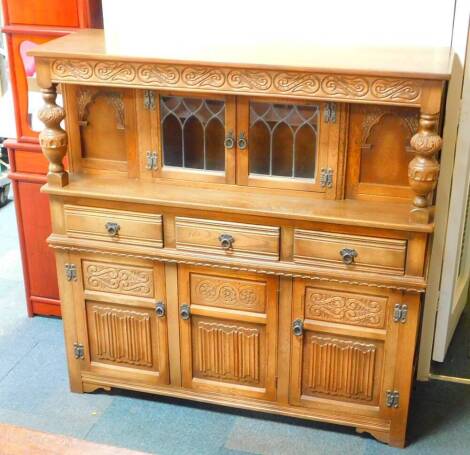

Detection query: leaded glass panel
xmin=161 ymin=96 xmax=225 ymax=171
xmin=249 ymin=102 xmax=319 ymax=179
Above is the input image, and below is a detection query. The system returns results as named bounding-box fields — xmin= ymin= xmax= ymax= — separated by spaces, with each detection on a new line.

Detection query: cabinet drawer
xmin=175 ymin=217 xmax=280 ymax=261
xmin=293 ymin=230 xmax=406 ymax=275
xmin=64 ymin=205 xmax=163 ymax=248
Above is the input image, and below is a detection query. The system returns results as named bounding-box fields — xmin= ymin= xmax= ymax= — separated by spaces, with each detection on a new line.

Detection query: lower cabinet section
xmin=62 ymin=252 xmax=419 ymax=447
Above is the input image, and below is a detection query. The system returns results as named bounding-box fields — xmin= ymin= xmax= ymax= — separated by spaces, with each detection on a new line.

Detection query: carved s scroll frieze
xmin=52 ymin=60 xmax=93 ymax=79
xmin=273 ymin=72 xmax=320 ymax=94
xmin=181 ymin=66 xmax=225 ymax=87
xmin=48 ymin=58 xmax=425 ymax=105
xmin=227 ymin=70 xmax=272 ymax=90
xmin=371 ymin=79 xmax=421 ymax=101
xmin=95 ymin=62 xmax=136 ymax=82
xmin=137 ymin=64 xmax=180 ymax=84
xmin=321 ymin=75 xmax=369 ymax=97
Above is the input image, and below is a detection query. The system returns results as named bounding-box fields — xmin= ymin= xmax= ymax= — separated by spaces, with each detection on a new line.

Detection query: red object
xmin=2 ymin=0 xmax=103 ymax=317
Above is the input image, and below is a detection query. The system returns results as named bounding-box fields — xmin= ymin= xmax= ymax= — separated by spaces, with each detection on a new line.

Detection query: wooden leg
xmin=356 ymin=427 xmax=392 ymax=445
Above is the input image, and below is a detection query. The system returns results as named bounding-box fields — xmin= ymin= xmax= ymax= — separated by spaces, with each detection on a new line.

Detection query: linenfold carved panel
xmin=83 ymin=260 xmax=154 ymax=298
xmin=193 ymin=319 xmax=263 ymax=385
xmin=49 ymin=58 xmax=423 ymax=105
xmin=88 ymin=303 xmax=154 ymax=368
xmin=304 ymin=287 xmax=387 ymax=329
xmin=303 ymin=335 xmax=378 ymax=402
xmin=190 ymin=273 xmax=266 ymax=313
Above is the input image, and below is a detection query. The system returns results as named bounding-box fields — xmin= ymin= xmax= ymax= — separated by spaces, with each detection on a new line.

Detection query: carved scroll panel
xmin=302 ymin=333 xmax=382 ymax=403
xmin=192 ymin=317 xmax=265 ymax=387
xmin=86 ymin=302 xmax=157 ymax=370
xmin=190 ymin=273 xmax=266 ymax=313
xmin=83 ymin=260 xmax=154 ymax=298
xmin=304 ymin=286 xmax=387 ymax=329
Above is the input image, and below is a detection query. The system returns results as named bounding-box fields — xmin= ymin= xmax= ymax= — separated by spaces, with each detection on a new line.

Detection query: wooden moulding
xmin=36 ymin=57 xmax=441 ymax=107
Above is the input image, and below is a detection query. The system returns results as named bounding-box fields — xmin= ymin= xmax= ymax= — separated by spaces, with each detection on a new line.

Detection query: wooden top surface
xmin=43 ymin=175 xmax=433 ymax=233
xmin=30 ymin=29 xmax=451 ymax=80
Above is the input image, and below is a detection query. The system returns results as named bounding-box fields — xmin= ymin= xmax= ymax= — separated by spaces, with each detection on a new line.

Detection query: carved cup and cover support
xmin=38 ymin=84 xmax=69 ymax=187
xmin=408 ymin=113 xmax=442 ymax=223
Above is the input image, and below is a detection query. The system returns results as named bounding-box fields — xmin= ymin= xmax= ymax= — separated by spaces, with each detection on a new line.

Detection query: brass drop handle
xmin=292 ymin=319 xmax=304 ymax=336
xmin=180 ymin=304 xmax=191 ymax=320
xmin=155 ymin=301 xmax=166 ymax=318
xmin=340 ymin=248 xmax=358 ymax=265
xmin=237 ymin=132 xmax=248 ymax=150
xmin=105 ymin=222 xmax=120 ymax=237
xmin=219 ymin=233 xmax=234 ymax=250
xmin=224 ymin=130 xmax=235 ymax=149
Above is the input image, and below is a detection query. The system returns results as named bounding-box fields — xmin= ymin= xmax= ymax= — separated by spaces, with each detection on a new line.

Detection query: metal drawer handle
xmin=155 ymin=301 xmax=166 ymax=318
xmin=237 ymin=132 xmax=248 ymax=150
xmin=224 ymin=130 xmax=235 ymax=149
xmin=180 ymin=304 xmax=191 ymax=320
xmin=340 ymin=248 xmax=357 ymax=265
xmin=219 ymin=233 xmax=234 ymax=250
xmin=292 ymin=319 xmax=304 ymax=336
xmin=105 ymin=222 xmax=120 ymax=237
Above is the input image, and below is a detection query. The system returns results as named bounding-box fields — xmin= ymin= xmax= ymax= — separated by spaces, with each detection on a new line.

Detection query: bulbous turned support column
xmin=408 ymin=113 xmax=442 ymax=223
xmin=38 ymin=84 xmax=68 ymax=187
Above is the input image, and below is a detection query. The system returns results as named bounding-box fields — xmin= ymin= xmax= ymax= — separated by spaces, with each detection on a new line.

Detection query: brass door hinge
xmin=146 ymin=151 xmax=158 ymax=170
xmin=65 ymin=263 xmax=77 ymax=281
xmin=320 ymin=168 xmax=334 ymax=188
xmin=73 ymin=342 xmax=85 ymax=360
xmin=324 ymin=102 xmax=337 ymax=123
xmin=386 ymin=390 xmax=400 ymax=408
xmin=393 ymin=304 xmax=408 ymax=323
xmin=143 ymin=90 xmax=156 ymax=110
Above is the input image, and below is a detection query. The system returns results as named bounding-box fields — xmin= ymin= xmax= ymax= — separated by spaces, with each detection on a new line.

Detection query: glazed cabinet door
xmin=70 ymin=254 xmax=169 ymax=386
xmin=290 ymin=280 xmax=401 ymax=420
xmin=236 ymin=98 xmax=343 ymax=195
xmin=178 ymin=265 xmax=278 ymax=401
xmin=140 ymin=91 xmax=237 ymax=184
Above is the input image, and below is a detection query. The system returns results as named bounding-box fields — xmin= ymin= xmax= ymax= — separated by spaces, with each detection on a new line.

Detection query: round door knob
xmin=180 ymin=304 xmax=191 ymax=320
xmin=105 ymin=222 xmax=120 ymax=237
xmin=155 ymin=302 xmax=166 ymax=317
xmin=224 ymin=130 xmax=235 ymax=149
xmin=340 ymin=248 xmax=358 ymax=265
xmin=237 ymin=132 xmax=248 ymax=150
xmin=219 ymin=233 xmax=234 ymax=250
xmin=292 ymin=319 xmax=304 ymax=336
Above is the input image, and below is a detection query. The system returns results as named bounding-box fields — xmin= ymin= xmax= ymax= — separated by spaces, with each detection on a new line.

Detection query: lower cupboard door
xmin=289 ymin=279 xmax=400 ymax=419
xmin=72 ymin=255 xmax=169 ymax=386
xmin=178 ymin=265 xmax=278 ymax=401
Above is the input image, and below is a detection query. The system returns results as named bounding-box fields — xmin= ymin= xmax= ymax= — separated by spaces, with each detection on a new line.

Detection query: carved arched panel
xmin=78 ymin=87 xmax=127 ymax=161
xmin=346 ymin=104 xmax=419 ymax=201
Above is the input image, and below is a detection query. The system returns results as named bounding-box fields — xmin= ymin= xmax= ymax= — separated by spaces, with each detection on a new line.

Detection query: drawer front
xmin=64 ymin=205 xmax=163 ymax=248
xmin=175 ymin=217 xmax=280 ymax=261
xmin=293 ymin=230 xmax=406 ymax=275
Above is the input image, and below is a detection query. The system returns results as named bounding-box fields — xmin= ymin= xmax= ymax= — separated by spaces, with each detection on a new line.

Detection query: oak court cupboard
xmin=30 ymin=30 xmax=450 ymax=447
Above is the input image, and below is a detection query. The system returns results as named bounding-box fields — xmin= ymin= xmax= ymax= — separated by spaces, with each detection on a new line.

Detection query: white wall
xmin=103 ymin=0 xmax=456 ymax=59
